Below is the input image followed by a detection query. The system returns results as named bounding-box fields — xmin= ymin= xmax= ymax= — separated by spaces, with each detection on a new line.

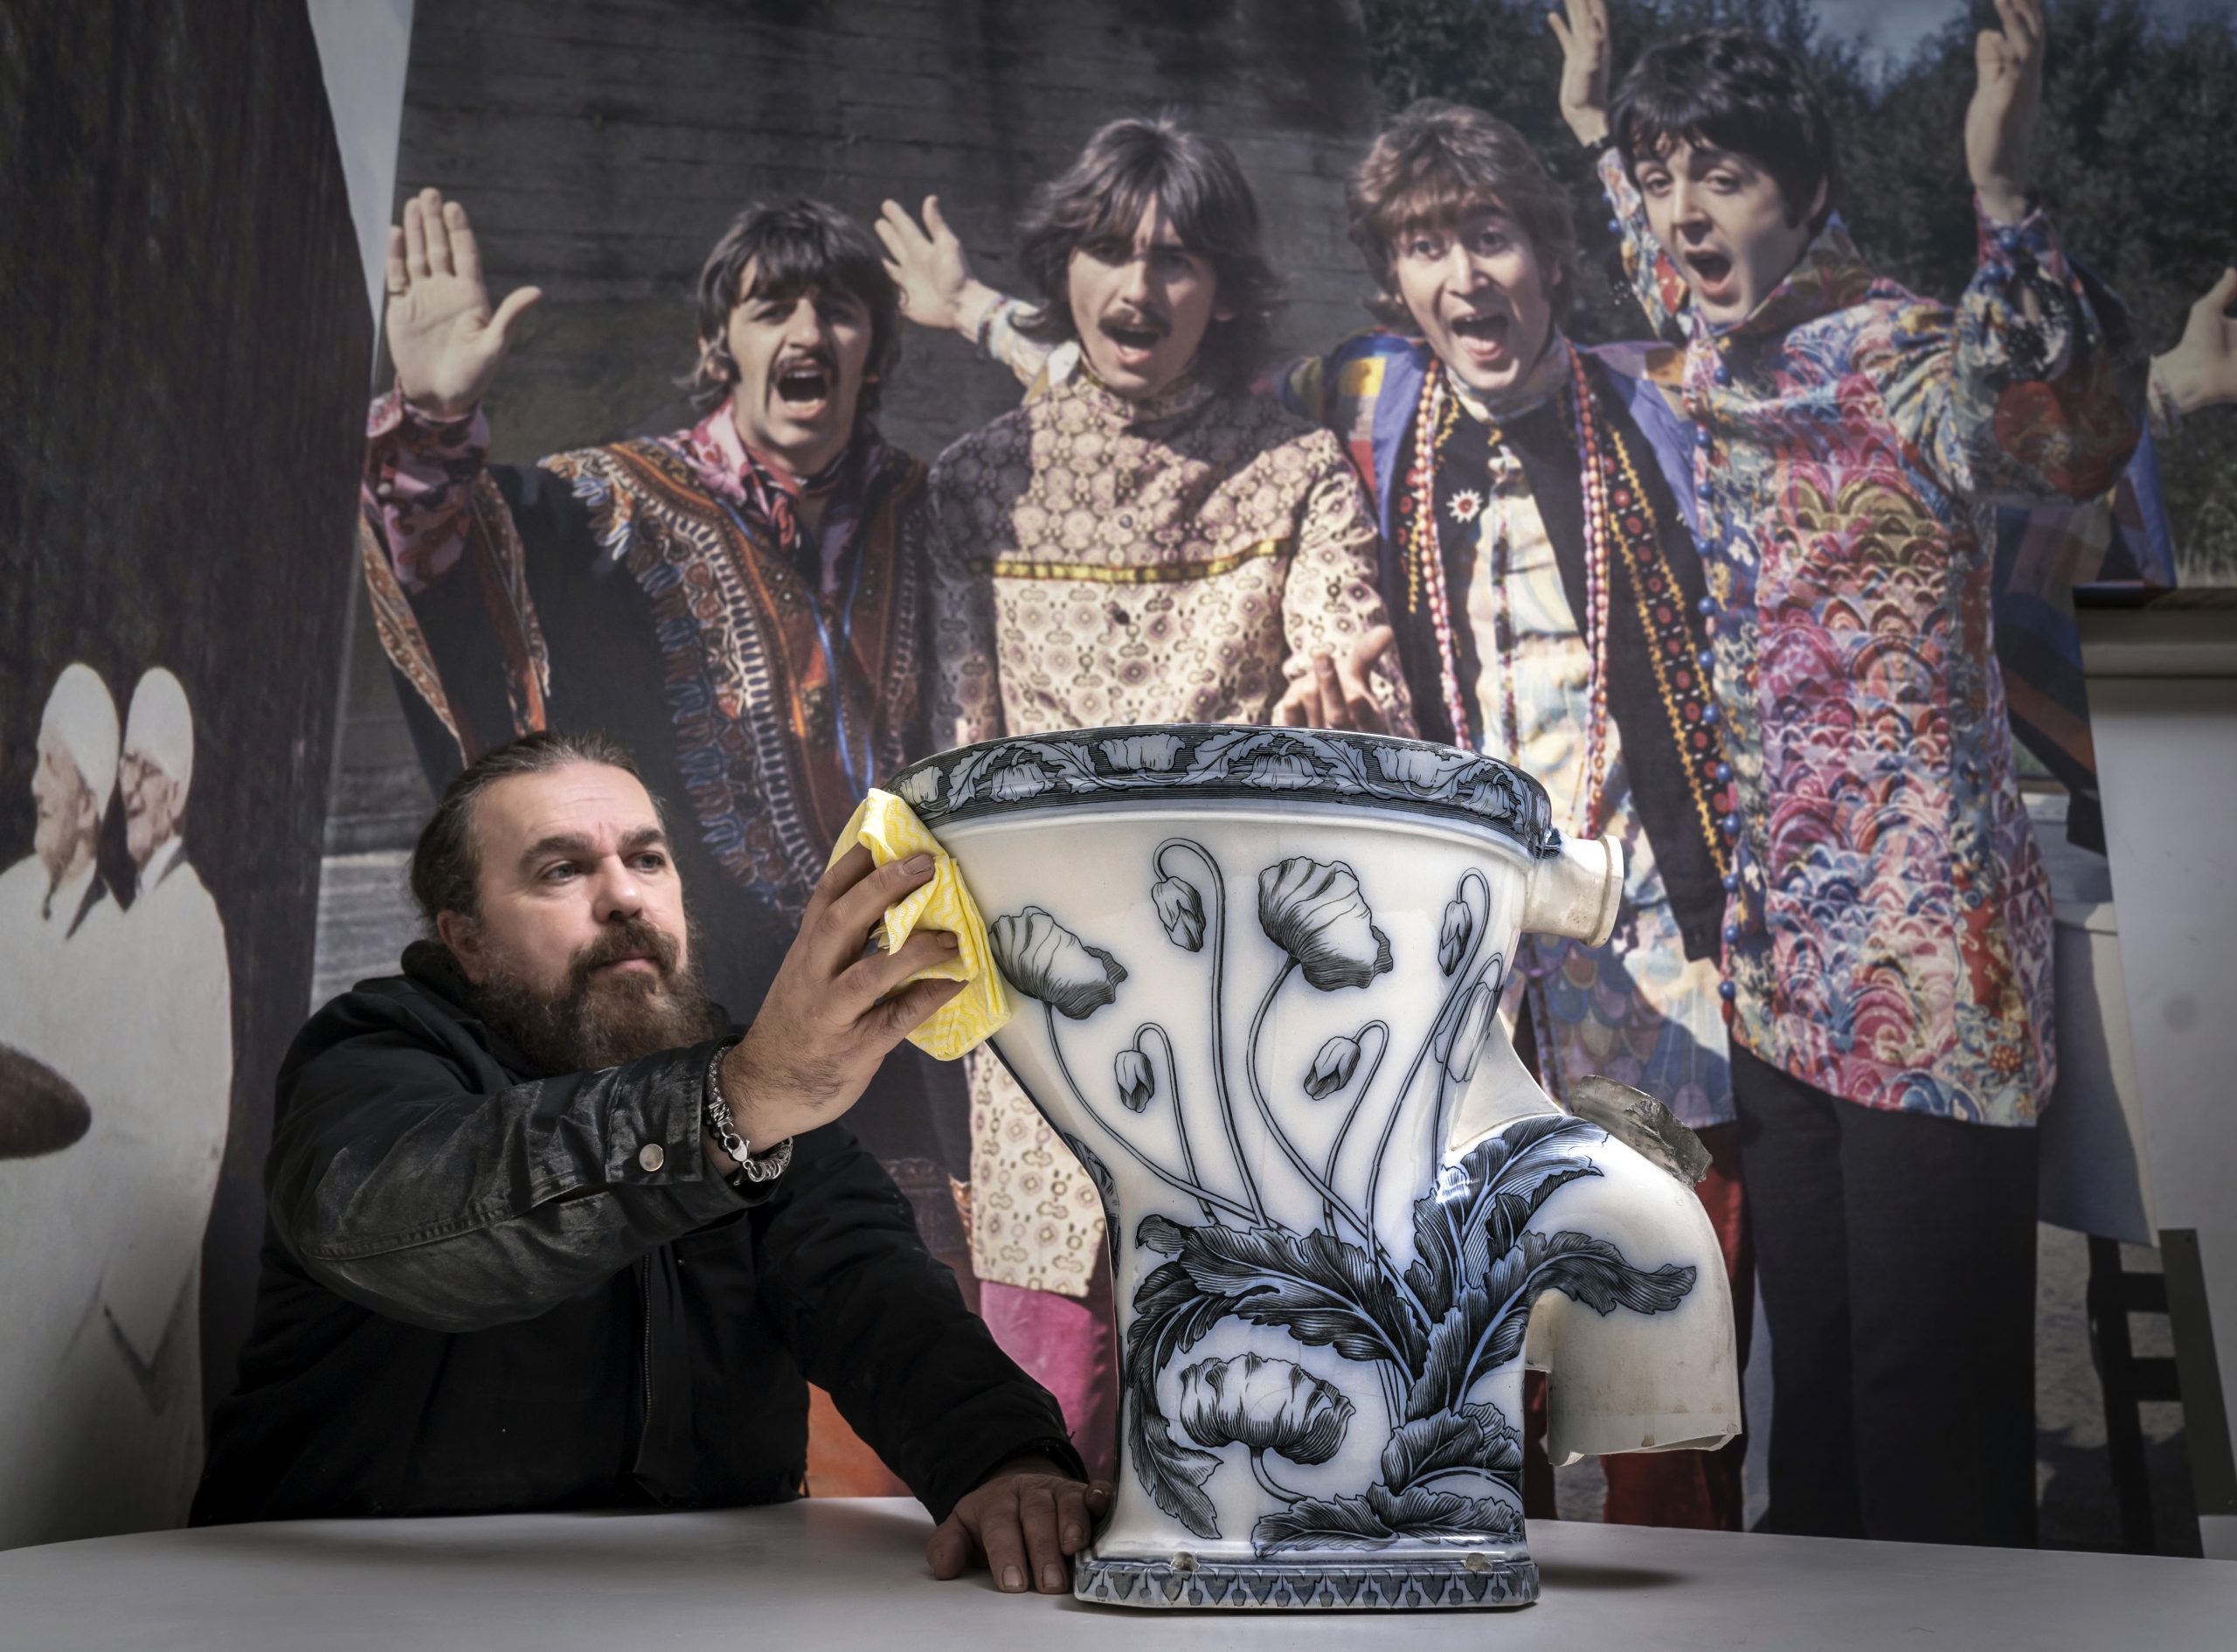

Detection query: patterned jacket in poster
xmin=922 ymin=354 xmax=1412 ymax=1296
xmin=1599 ymin=149 xmax=2145 ymax=1126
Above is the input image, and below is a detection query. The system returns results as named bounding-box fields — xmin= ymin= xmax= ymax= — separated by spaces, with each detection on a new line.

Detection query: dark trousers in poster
xmin=1733 ymin=1043 xmax=2039 ymax=1546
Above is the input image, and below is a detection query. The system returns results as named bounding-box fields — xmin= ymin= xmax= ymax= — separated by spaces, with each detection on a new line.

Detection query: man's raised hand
xmin=717 ymin=846 xmax=963 ymax=1150
xmin=1546 ymin=0 xmax=1612 ymax=149
xmin=1968 ymin=0 xmax=2047 ymax=225
xmin=2155 ymin=268 xmax=2237 ymax=419
xmin=384 ymin=188 xmax=543 ymax=419
xmin=876 ymin=196 xmax=998 ymax=338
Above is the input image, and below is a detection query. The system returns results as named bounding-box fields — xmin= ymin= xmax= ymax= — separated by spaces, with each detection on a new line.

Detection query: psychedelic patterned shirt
xmin=923 ymin=354 xmax=1413 ymax=1294
xmin=1600 ymin=151 xmax=2144 ymax=1125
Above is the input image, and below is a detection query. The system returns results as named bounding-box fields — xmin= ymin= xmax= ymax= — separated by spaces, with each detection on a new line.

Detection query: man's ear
xmin=436 ymin=909 xmax=486 ymax=985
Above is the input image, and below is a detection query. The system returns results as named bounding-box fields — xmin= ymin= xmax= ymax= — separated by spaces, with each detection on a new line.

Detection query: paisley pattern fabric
xmin=364 ymin=391 xmax=925 ymax=918
xmin=1599 ymin=152 xmax=2145 ymax=1125
xmin=924 ymin=358 xmax=1413 ymax=1294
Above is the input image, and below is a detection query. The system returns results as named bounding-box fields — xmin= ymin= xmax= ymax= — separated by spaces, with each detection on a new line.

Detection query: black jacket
xmin=192 ymin=944 xmax=1074 ymax=1525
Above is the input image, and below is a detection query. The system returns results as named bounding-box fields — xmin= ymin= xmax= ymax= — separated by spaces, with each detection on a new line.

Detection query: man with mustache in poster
xmin=906 ymin=116 xmax=1415 ymax=1483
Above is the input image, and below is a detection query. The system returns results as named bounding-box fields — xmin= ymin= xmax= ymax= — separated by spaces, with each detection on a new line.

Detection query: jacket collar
xmin=1707 ymin=214 xmax=1875 ymax=343
xmin=1042 ymin=342 xmax=1218 ymax=431
xmin=400 ymin=939 xmax=537 ymax=1075
xmin=1444 ymin=331 xmax=1576 ymax=426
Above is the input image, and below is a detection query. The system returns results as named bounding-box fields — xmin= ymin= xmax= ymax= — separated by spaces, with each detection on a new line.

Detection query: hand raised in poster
xmin=384 ymin=187 xmax=544 ymax=419
xmin=876 ymin=195 xmax=1004 ymax=341
xmin=1545 ymin=0 xmax=1612 ymax=149
xmin=2155 ymin=267 xmax=2237 ymax=419
xmin=1968 ymin=0 xmax=2047 ymax=225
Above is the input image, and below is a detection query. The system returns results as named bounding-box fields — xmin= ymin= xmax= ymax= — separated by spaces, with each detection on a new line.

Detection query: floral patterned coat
xmin=1600 ymin=150 xmax=2144 ymax=1126
xmin=923 ymin=356 xmax=1412 ymax=1294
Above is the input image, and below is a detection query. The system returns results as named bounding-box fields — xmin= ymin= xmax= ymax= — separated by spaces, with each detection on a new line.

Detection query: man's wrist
xmin=1976 ymin=181 xmax=2032 ymax=228
xmin=955 ymin=281 xmax=1010 ymax=349
xmin=706 ymin=1042 xmax=795 ymax=1185
xmin=1569 ymin=113 xmax=1612 ymax=148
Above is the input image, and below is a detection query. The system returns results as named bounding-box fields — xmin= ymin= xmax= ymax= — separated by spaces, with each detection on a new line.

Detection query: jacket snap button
xmin=638 ymin=1143 xmax=666 ymax=1172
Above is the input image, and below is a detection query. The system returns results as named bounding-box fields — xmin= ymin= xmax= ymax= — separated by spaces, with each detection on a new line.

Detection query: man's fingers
xmin=922 ymin=194 xmax=954 ymax=245
xmin=426 ymin=192 xmax=456 ymax=277
xmin=841 ymin=925 xmax=961 ymax=1010
xmin=1016 ymin=1482 xmax=1067 ymax=1593
xmin=974 ymin=1495 xmax=1031 ymax=1593
xmin=384 ymin=225 xmax=410 ymax=297
xmin=1272 ymin=681 xmax=1313 ymax=727
xmin=447 ymin=199 xmax=485 ymax=289
xmin=2198 ymin=267 xmax=2237 ymax=320
xmin=926 ymin=1513 xmax=970 ymax=1581
xmin=1311 ymin=652 xmax=1354 ymax=730
xmin=800 ymin=842 xmax=879 ymax=933
xmin=1056 ymin=1483 xmax=1094 ymax=1553
xmin=1547 ymin=10 xmax=1573 ymax=52
xmin=877 ymin=975 xmax=966 ymax=1042
xmin=403 ymin=193 xmax=431 ymax=281
xmin=819 ymin=853 xmax=938 ymax=964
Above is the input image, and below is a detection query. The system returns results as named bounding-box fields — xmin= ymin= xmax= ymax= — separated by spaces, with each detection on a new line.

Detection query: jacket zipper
xmin=637 ymin=1253 xmax=654 ymax=1439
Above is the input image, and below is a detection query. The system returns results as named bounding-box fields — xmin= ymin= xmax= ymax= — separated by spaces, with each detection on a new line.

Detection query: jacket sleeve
xmin=267 ymin=1001 xmax=746 ymax=1334
xmin=748 ymin=1124 xmax=1078 ymax=1521
xmin=1866 ymin=202 xmax=2144 ymax=511
xmin=1279 ymin=431 xmax=1417 ymax=737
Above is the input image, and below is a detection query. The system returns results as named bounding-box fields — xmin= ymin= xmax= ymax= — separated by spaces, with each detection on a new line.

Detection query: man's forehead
xmin=476 ymin=764 xmax=662 ymax=857
xmin=1402 ymin=197 xmax=1521 ymax=236
xmin=735 ymin=257 xmax=864 ymax=313
xmin=1642 ymin=134 xmax=1749 ymax=171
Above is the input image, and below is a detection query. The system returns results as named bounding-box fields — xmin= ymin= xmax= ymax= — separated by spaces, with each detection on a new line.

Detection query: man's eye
xmin=1709 ymin=175 xmax=1739 ymax=192
xmin=1404 ymin=237 xmax=1444 ymax=261
xmin=633 ymin=853 xmax=668 ymax=874
xmin=540 ymin=863 xmax=578 ymax=882
xmin=1084 ymin=238 xmax=1128 ymax=265
xmin=1470 ymin=232 xmax=1511 ymax=256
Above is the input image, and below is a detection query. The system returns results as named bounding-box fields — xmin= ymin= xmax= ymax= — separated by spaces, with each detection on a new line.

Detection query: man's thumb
xmin=489 ymin=285 xmax=544 ymax=345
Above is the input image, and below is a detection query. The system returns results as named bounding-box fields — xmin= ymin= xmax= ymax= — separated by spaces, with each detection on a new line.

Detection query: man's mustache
xmin=569 ymin=918 xmax=681 ymax=987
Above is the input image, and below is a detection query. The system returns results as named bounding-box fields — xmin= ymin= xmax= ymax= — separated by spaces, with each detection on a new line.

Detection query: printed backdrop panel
xmin=0 ymin=0 xmax=368 ymax=1546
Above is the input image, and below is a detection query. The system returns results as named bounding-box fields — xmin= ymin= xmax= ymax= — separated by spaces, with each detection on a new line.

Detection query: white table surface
xmin=0 ymin=1497 xmax=2229 ymax=1651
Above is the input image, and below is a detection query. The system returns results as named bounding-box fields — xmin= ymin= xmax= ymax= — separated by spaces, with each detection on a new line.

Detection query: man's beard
xmin=470 ymin=916 xmax=722 ymax=1076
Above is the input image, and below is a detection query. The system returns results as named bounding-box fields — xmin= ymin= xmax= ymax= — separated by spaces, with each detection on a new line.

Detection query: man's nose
xmin=592 ymin=858 xmax=646 ymax=923
xmin=1116 ymin=254 xmax=1154 ymax=304
xmin=783 ymin=298 xmax=829 ymax=348
xmin=1669 ymin=177 xmax=1707 ymax=228
xmin=1445 ymin=240 xmax=1491 ymax=290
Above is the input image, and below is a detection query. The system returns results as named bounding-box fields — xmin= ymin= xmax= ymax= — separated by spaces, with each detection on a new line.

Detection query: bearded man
xmin=192 ymin=731 xmax=1104 ymax=1596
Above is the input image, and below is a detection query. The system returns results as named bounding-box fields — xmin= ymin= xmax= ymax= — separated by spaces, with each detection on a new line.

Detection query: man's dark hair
xmin=409 ymin=729 xmax=659 ymax=933
xmin=1347 ymin=100 xmax=1582 ymax=330
xmin=1611 ymin=29 xmax=1840 ymax=230
xmin=684 ymin=198 xmax=904 ymax=417
xmin=1014 ymin=115 xmax=1284 ymax=395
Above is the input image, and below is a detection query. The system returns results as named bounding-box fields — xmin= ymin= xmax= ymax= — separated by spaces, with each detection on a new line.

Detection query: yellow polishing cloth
xmin=827 ymin=789 xmax=1014 ymax=1061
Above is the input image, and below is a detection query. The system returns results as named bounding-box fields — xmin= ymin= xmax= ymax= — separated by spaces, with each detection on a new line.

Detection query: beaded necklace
xmin=1569 ymin=352 xmax=1615 ymax=837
